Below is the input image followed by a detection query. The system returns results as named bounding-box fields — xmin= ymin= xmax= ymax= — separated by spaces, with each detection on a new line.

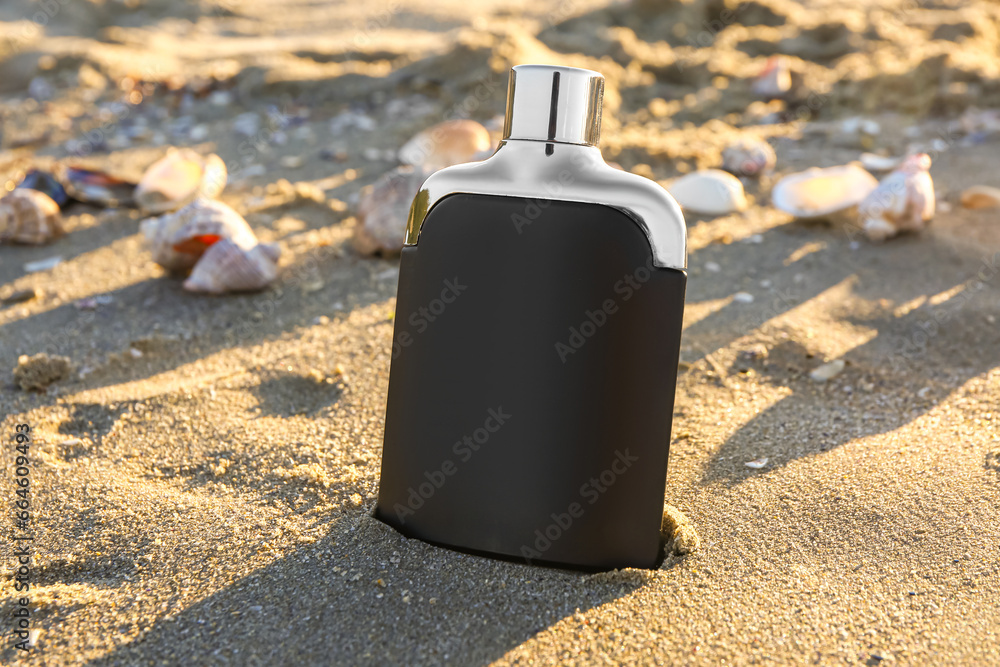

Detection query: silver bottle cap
xmin=502 ymin=65 xmax=604 ymax=147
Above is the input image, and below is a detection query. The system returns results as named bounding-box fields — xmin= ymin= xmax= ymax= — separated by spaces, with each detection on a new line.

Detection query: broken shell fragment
xmin=858 ymin=153 xmax=934 ymax=242
xmin=135 ymin=148 xmax=228 ymax=214
xmin=398 ymin=120 xmax=493 ymax=171
xmin=859 ymin=153 xmax=901 ymax=173
xmin=62 ymin=167 xmax=136 ymax=207
xmin=772 ymin=163 xmax=879 ymax=222
xmin=182 ymin=239 xmax=280 ymax=294
xmin=810 ymin=359 xmax=845 ymax=382
xmin=17 ymin=169 xmax=69 ymax=207
xmin=721 ymin=138 xmax=776 ymax=178
xmin=141 ymin=198 xmax=257 ymax=273
xmin=960 ymin=185 xmax=1000 ymax=210
xmin=352 ymin=166 xmax=428 ymax=256
xmin=752 ymin=55 xmax=791 ymax=98
xmin=0 ymin=189 xmax=64 ymax=245
xmin=667 ymin=169 xmax=748 ymax=216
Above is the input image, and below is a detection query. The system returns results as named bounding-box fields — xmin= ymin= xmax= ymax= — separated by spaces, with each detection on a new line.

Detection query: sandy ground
xmin=2 ymin=0 xmax=1000 ymax=664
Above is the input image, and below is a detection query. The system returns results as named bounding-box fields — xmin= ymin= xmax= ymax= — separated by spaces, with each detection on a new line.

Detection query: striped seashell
xmin=0 ymin=189 xmax=64 ymax=245
xmin=858 ymin=153 xmax=935 ymax=242
xmin=141 ymin=198 xmax=257 ymax=273
xmin=183 ymin=239 xmax=280 ymax=294
xmin=135 ymin=148 xmax=228 ymax=214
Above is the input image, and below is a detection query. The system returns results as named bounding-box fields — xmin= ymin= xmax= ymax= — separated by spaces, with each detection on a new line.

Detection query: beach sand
xmin=1 ymin=0 xmax=999 ymax=663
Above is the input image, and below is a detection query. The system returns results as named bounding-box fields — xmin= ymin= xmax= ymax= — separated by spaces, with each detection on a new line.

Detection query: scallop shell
xmin=135 ymin=148 xmax=228 ymax=214
xmin=858 ymin=153 xmax=934 ymax=242
xmin=182 ymin=239 xmax=280 ymax=294
xmin=398 ymin=120 xmax=493 ymax=171
xmin=667 ymin=169 xmax=748 ymax=216
xmin=721 ymin=139 xmax=776 ymax=178
xmin=960 ymin=185 xmax=1000 ymax=210
xmin=0 ymin=189 xmax=64 ymax=245
xmin=141 ymin=198 xmax=257 ymax=273
xmin=771 ymin=163 xmax=879 ymax=221
xmin=352 ymin=166 xmax=427 ymax=256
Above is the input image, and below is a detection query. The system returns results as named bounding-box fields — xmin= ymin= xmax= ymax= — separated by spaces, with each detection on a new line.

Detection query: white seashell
xmin=859 ymin=153 xmax=901 ymax=172
xmin=141 ymin=199 xmax=257 ymax=273
xmin=352 ymin=166 xmax=428 ymax=256
xmin=721 ymin=139 xmax=776 ymax=177
xmin=667 ymin=169 xmax=748 ymax=216
xmin=135 ymin=148 xmax=228 ymax=214
xmin=960 ymin=185 xmax=1000 ymax=210
xmin=0 ymin=189 xmax=64 ymax=245
xmin=744 ymin=457 xmax=768 ymax=469
xmin=858 ymin=153 xmax=934 ymax=242
xmin=183 ymin=239 xmax=280 ymax=294
xmin=810 ymin=359 xmax=845 ymax=382
xmin=398 ymin=120 xmax=493 ymax=171
xmin=752 ymin=55 xmax=791 ymax=98
xmin=772 ymin=163 xmax=879 ymax=221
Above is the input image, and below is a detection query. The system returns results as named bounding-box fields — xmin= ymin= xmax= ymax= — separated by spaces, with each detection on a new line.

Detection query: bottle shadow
xmin=82 ymin=512 xmax=652 ymax=666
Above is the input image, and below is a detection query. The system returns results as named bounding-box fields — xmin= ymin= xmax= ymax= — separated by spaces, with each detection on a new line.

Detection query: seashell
xmin=809 ymin=359 xmax=845 ymax=382
xmin=960 ymin=185 xmax=1000 ymax=210
xmin=62 ymin=167 xmax=136 ymax=207
xmin=772 ymin=163 xmax=879 ymax=221
xmin=666 ymin=169 xmax=748 ymax=216
xmin=721 ymin=139 xmax=776 ymax=178
xmin=398 ymin=120 xmax=493 ymax=171
xmin=141 ymin=198 xmax=257 ymax=273
xmin=859 ymin=153 xmax=901 ymax=172
xmin=17 ymin=169 xmax=68 ymax=207
xmin=352 ymin=166 xmax=428 ymax=256
xmin=182 ymin=239 xmax=280 ymax=294
xmin=135 ymin=148 xmax=228 ymax=214
xmin=752 ymin=55 xmax=791 ymax=98
xmin=0 ymin=189 xmax=64 ymax=245
xmin=858 ymin=153 xmax=934 ymax=242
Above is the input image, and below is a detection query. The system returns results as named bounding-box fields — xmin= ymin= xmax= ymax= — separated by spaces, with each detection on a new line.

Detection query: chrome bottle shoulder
xmin=404 ymin=139 xmax=688 ymax=270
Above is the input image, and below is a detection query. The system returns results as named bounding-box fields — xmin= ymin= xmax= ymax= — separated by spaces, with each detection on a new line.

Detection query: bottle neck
xmin=502 ymin=65 xmax=604 ymax=147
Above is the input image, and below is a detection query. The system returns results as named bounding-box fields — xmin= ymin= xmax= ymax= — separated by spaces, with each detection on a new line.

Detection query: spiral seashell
xmin=0 ymin=189 xmax=64 ymax=245
xmin=141 ymin=198 xmax=257 ymax=273
xmin=135 ymin=148 xmax=228 ymax=214
xmin=721 ymin=139 xmax=776 ymax=178
xmin=398 ymin=120 xmax=493 ymax=171
xmin=858 ymin=153 xmax=935 ymax=242
xmin=182 ymin=239 xmax=280 ymax=294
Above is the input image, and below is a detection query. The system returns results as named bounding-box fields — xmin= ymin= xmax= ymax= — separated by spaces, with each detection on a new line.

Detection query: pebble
xmin=705 ymin=261 xmax=721 ymax=272
xmin=732 ymin=292 xmax=755 ymax=304
xmin=279 ymin=155 xmax=304 ymax=169
xmin=24 ymin=256 xmax=63 ymax=273
xmin=810 ymin=359 xmax=846 ymax=382
xmin=1 ymin=288 xmax=38 ymax=305
xmin=234 ymin=112 xmax=262 ymax=137
xmin=960 ymin=185 xmax=1000 ymax=209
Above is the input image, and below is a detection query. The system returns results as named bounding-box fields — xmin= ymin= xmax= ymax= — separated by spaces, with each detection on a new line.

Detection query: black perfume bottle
xmin=376 ymin=64 xmax=687 ymax=571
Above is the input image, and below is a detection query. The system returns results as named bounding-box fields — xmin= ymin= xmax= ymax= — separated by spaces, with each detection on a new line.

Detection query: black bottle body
xmin=376 ymin=193 xmax=686 ymax=571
